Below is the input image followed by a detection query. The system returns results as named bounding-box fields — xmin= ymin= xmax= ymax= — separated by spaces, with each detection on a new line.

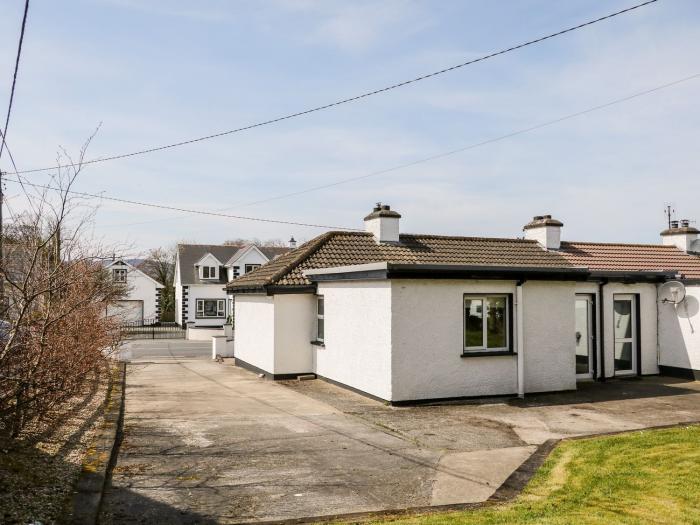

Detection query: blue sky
xmin=1 ymin=0 xmax=698 ymax=255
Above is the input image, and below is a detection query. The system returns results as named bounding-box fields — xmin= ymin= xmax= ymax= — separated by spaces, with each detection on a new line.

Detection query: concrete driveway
xmin=101 ymin=340 xmax=700 ymax=524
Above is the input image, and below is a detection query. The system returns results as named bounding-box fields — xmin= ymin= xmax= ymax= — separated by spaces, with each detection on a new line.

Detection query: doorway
xmin=575 ymin=294 xmax=595 ymax=380
xmin=613 ymin=294 xmax=638 ymax=375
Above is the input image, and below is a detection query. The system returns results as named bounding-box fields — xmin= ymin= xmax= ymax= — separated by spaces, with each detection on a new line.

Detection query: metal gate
xmin=120 ymin=319 xmax=186 ymax=340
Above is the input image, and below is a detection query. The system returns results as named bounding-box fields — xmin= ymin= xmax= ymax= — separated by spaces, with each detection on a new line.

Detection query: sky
xmin=0 ymin=0 xmax=698 ymax=256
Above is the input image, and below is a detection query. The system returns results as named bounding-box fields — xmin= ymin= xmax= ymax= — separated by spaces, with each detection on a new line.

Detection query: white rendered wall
xmin=273 ymin=294 xmax=315 ymax=374
xmin=601 ymin=283 xmax=659 ymax=377
xmin=185 ymin=284 xmax=229 ymax=327
xmin=520 ymin=281 xmax=576 ymax=393
xmin=658 ymin=284 xmax=700 ymax=372
xmin=112 ymin=263 xmax=162 ymax=320
xmin=234 ymin=294 xmax=276 ymax=373
xmin=364 ymin=217 xmax=400 ymax=243
xmin=390 ymin=279 xmax=518 ymax=401
xmin=315 ymin=281 xmax=393 ymax=401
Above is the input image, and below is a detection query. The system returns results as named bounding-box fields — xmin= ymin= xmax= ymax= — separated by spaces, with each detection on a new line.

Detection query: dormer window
xmin=201 ymin=266 xmax=218 ymax=279
xmin=113 ymin=268 xmax=127 ymax=283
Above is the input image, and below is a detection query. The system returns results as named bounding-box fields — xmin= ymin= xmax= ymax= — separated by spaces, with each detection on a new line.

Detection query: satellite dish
xmin=659 ymin=281 xmax=686 ymax=304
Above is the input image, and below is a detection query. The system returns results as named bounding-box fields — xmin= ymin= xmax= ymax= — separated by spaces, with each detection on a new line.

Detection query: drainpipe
xmin=516 ymin=280 xmax=526 ymax=398
xmin=598 ymin=279 xmax=608 ymax=382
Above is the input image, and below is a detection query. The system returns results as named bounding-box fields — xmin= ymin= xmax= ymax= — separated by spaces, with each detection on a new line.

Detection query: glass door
xmin=613 ymin=295 xmax=637 ymax=375
xmin=575 ymin=295 xmax=594 ymax=379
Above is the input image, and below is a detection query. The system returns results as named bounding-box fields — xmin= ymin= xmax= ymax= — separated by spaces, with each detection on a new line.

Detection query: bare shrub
xmin=0 ymin=134 xmax=125 ymax=437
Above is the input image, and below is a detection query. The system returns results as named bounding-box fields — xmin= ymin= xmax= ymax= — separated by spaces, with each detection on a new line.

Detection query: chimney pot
xmin=681 ymin=219 xmax=690 ymax=228
xmin=533 ymin=215 xmax=544 ymax=221
xmin=671 ymin=220 xmax=679 ymax=228
xmin=288 ymin=236 xmax=297 ymax=249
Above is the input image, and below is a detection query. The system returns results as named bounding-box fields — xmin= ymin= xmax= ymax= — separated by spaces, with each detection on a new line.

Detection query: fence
xmin=120 ymin=318 xmax=186 ymax=340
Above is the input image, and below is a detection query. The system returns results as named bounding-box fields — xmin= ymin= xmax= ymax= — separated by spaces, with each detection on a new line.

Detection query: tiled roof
xmin=558 ymin=241 xmax=700 ymax=279
xmin=227 ymin=232 xmax=578 ymax=290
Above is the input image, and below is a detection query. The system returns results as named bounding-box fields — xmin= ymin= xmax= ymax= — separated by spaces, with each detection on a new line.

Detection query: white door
xmin=613 ymin=294 xmax=637 ymax=375
xmin=575 ymin=295 xmax=594 ymax=379
xmin=107 ymin=300 xmax=144 ymax=324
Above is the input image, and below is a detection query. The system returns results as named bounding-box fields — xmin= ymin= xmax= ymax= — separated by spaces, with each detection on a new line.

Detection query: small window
xmin=464 ymin=294 xmax=510 ymax=352
xmin=195 ymin=299 xmax=226 ymax=318
xmin=245 ymin=264 xmax=261 ymax=273
xmin=202 ymin=266 xmax=217 ymax=279
xmin=316 ymin=295 xmax=324 ymax=342
xmin=113 ymin=268 xmax=127 ymax=283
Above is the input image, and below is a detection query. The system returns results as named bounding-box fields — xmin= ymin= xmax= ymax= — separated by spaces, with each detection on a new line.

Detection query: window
xmin=245 ymin=264 xmax=261 ymax=273
xmin=202 ymin=266 xmax=217 ymax=279
xmin=113 ymin=268 xmax=127 ymax=283
xmin=195 ymin=299 xmax=226 ymax=318
xmin=316 ymin=295 xmax=324 ymax=342
xmin=463 ymin=294 xmax=510 ymax=353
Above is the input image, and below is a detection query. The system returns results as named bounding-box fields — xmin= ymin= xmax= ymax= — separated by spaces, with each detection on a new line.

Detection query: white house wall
xmin=658 ymin=284 xmax=700 ymax=374
xmin=315 ymin=281 xmax=393 ymax=401
xmin=184 ymin=284 xmax=229 ymax=327
xmin=110 ymin=263 xmax=162 ymax=321
xmin=521 ymin=281 xmax=577 ymax=393
xmin=234 ymin=294 xmax=276 ymax=373
xmin=601 ymin=283 xmax=659 ymax=377
xmin=390 ymin=279 xmax=518 ymax=401
xmin=273 ymin=294 xmax=315 ymax=375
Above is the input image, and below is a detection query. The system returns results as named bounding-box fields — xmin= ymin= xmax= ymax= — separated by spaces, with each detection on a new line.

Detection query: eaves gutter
xmin=306 ymin=263 xmax=591 ymax=282
xmin=587 ymin=270 xmax=677 ymax=283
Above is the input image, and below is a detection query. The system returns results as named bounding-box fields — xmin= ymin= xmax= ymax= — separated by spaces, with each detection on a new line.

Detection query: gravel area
xmin=0 ymin=363 xmax=115 ymax=525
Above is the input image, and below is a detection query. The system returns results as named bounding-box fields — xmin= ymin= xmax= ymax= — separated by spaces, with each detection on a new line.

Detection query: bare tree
xmin=223 ymin=238 xmax=286 ymax=247
xmin=139 ymin=246 xmax=175 ymax=322
xmin=0 ymin=133 xmax=124 ymax=437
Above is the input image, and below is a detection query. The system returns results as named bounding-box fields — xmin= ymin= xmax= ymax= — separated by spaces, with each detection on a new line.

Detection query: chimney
xmin=288 ymin=236 xmax=297 ymax=249
xmin=523 ymin=214 xmax=563 ymax=250
xmin=661 ymin=219 xmax=699 ymax=253
xmin=364 ymin=203 xmax=401 ymax=244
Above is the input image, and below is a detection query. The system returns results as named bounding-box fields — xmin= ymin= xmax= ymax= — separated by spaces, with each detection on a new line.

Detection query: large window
xmin=316 ymin=295 xmax=324 ymax=342
xmin=112 ymin=268 xmax=127 ymax=283
xmin=464 ymin=294 xmax=510 ymax=353
xmin=196 ymin=299 xmax=226 ymax=318
xmin=202 ymin=266 xmax=217 ymax=279
xmin=245 ymin=264 xmax=261 ymax=273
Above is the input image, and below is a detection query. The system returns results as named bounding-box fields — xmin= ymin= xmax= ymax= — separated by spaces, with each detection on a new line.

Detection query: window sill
xmin=310 ymin=340 xmax=325 ymax=347
xmin=461 ymin=350 xmax=515 ymax=358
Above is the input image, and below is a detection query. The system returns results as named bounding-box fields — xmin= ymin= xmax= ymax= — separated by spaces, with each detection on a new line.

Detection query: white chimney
xmin=661 ymin=220 xmax=699 ymax=253
xmin=523 ymin=215 xmax=563 ymax=250
xmin=288 ymin=236 xmax=297 ymax=249
xmin=364 ymin=203 xmax=401 ymax=244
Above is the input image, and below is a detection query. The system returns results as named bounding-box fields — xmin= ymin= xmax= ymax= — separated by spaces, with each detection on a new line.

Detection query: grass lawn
xmin=369 ymin=425 xmax=700 ymax=525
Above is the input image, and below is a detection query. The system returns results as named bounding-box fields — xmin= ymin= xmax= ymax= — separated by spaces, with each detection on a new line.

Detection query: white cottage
xmin=174 ymin=243 xmax=291 ymax=331
xmin=104 ymin=259 xmax=164 ymax=323
xmin=228 ymin=204 xmax=700 ymax=404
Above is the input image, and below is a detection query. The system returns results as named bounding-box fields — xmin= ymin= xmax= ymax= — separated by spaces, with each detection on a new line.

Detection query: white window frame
xmin=195 ymin=298 xmax=226 ymax=318
xmin=113 ymin=268 xmax=127 ymax=283
xmin=245 ymin=263 xmax=261 ymax=273
xmin=316 ymin=295 xmax=324 ymax=342
xmin=463 ymin=294 xmax=510 ymax=353
xmin=201 ymin=266 xmax=218 ymax=280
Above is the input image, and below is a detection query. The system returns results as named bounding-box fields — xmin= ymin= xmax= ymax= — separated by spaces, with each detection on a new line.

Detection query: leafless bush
xmin=0 ymin=133 xmax=125 ymax=438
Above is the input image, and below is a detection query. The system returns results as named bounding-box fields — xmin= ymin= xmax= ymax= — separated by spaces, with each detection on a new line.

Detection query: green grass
xmin=368 ymin=425 xmax=700 ymax=525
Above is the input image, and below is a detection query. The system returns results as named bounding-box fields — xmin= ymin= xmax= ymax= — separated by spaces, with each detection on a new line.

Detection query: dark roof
xmin=558 ymin=241 xmax=700 ymax=279
xmin=177 ymin=244 xmax=244 ymax=285
xmin=178 ymin=244 xmax=291 ymax=285
xmin=227 ymin=232 xmax=578 ymax=291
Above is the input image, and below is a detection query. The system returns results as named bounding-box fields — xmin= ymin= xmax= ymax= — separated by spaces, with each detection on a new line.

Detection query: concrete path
xmin=101 ymin=340 xmax=700 ymax=523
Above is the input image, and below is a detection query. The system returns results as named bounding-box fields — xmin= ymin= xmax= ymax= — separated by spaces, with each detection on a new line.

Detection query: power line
xmin=101 ymin=72 xmax=700 ymax=230
xmin=5 ymin=0 xmax=659 ymax=176
xmin=0 ymin=0 xmax=29 ymax=162
xmin=1 ymin=176 xmax=361 ymax=231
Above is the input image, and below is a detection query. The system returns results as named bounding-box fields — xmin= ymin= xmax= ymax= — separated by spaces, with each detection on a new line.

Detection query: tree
xmin=223 ymin=238 xmax=286 ymax=247
xmin=0 ymin=133 xmax=124 ymax=437
xmin=139 ymin=247 xmax=175 ymax=322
